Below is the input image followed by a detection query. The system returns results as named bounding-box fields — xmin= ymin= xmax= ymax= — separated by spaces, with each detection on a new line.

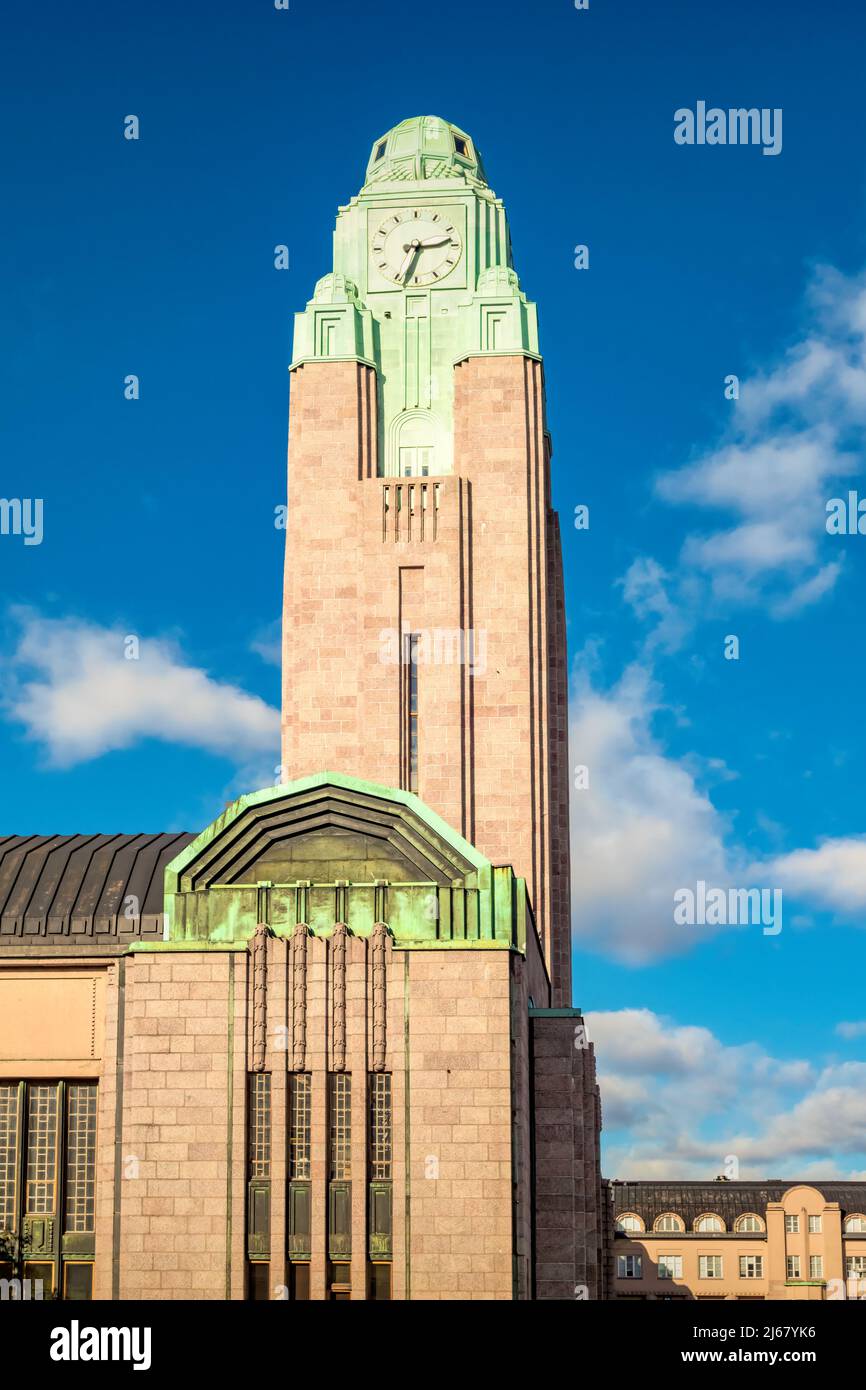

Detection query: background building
xmin=608 ymin=1180 xmax=866 ymax=1301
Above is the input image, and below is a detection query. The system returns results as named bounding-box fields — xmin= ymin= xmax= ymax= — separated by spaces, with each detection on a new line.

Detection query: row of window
xmin=249 ymin=1072 xmax=392 ymax=1185
xmin=247 ymin=1260 xmax=392 ymax=1302
xmin=0 ymin=1081 xmax=97 ymax=1300
xmin=247 ymin=1072 xmax=393 ymax=1300
xmin=618 ymin=1253 xmax=866 ymax=1281
xmin=616 ymin=1211 xmax=866 ymax=1235
xmin=373 ymin=134 xmax=471 ymax=163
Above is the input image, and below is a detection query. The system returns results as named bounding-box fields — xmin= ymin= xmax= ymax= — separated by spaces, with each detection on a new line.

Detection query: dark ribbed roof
xmin=0 ymin=834 xmax=195 ymax=944
xmin=610 ymin=1180 xmax=866 ymax=1224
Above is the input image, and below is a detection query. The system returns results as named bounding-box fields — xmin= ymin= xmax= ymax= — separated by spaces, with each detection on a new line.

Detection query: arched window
xmin=844 ymin=1215 xmax=866 ymax=1234
xmin=654 ymin=1213 xmax=685 ymax=1233
xmin=391 ymin=411 xmax=445 ymax=479
xmin=735 ymin=1213 xmax=765 ymax=1233
xmin=615 ymin=1213 xmax=644 ymax=1234
xmin=694 ymin=1213 xmax=725 ymax=1233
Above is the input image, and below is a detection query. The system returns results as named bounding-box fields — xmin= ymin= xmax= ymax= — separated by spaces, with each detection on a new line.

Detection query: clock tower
xmin=282 ymin=115 xmax=572 ymax=1007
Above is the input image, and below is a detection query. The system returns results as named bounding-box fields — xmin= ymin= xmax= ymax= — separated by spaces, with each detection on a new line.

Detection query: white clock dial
xmin=371 ymin=208 xmax=462 ymax=286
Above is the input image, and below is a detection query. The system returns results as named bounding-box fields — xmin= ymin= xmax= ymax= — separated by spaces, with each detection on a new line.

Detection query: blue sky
xmin=2 ymin=0 xmax=865 ymax=1178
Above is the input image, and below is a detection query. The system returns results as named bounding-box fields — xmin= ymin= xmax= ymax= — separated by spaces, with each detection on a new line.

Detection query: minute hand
xmin=416 ymin=235 xmax=452 ymax=248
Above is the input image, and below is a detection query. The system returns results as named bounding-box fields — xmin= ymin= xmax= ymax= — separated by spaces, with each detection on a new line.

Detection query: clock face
xmin=371 ymin=208 xmax=462 ymax=287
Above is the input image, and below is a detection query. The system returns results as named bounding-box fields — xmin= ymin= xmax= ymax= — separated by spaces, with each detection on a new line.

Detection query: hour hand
xmin=397 ymin=245 xmax=417 ymax=281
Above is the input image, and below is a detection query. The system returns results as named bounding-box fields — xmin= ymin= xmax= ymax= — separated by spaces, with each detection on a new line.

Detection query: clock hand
xmin=402 ymin=236 xmax=452 ymax=250
xmin=397 ymin=239 xmax=420 ymax=282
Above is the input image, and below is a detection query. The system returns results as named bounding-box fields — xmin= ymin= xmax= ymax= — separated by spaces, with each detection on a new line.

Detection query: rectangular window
xmin=24 ymin=1261 xmax=54 ymax=1297
xmin=64 ymin=1084 xmax=97 ymax=1234
xmin=0 ymin=1083 xmax=20 ymax=1230
xmin=699 ymin=1256 xmax=723 ymax=1279
xmin=369 ymin=1074 xmax=392 ymax=1180
xmin=809 ymin=1255 xmax=823 ymax=1279
xmin=846 ymin=1256 xmax=866 ymax=1275
xmin=247 ymin=1263 xmax=270 ymax=1301
xmin=63 ymin=1262 xmax=94 ymax=1301
xmin=25 ymin=1085 xmax=58 ymax=1214
xmin=404 ymin=633 xmax=420 ymax=794
xmin=399 ymin=447 xmax=432 ymax=478
xmin=785 ymin=1214 xmax=800 ymax=1233
xmin=248 ymin=1073 xmax=271 ymax=1179
xmin=368 ymin=1263 xmax=392 ymax=1300
xmin=658 ymin=1255 xmax=682 ymax=1280
xmin=616 ymin=1254 xmax=642 ymax=1279
xmin=808 ymin=1215 xmax=822 ymax=1233
xmin=329 ymin=1261 xmax=351 ymax=1301
xmin=289 ymin=1263 xmax=311 ymax=1301
xmin=329 ymin=1074 xmax=352 ymax=1180
xmin=786 ymin=1255 xmax=801 ymax=1279
xmin=739 ymin=1255 xmax=764 ymax=1279
xmin=289 ymin=1075 xmax=311 ymax=1180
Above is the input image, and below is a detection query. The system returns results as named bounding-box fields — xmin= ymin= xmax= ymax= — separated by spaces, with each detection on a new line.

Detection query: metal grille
xmin=289 ymin=1074 xmax=311 ymax=1181
xmin=329 ymin=1074 xmax=351 ymax=1181
xmin=369 ymin=1074 xmax=392 ymax=1180
xmin=248 ymin=1073 xmax=271 ymax=1179
xmin=0 ymin=1084 xmax=20 ymax=1228
xmin=25 ymin=1084 xmax=58 ymax=1214
xmin=64 ymin=1084 xmax=97 ymax=1233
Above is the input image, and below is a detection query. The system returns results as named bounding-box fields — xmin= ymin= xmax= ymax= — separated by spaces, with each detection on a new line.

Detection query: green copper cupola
xmin=363 ymin=115 xmax=489 ymax=188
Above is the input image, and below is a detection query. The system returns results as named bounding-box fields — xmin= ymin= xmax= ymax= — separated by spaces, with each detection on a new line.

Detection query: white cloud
xmin=762 ymin=837 xmax=866 ymax=915
xmin=624 ymin=264 xmax=866 ymax=643
xmin=837 ymin=1021 xmax=866 ymax=1040
xmin=1 ymin=610 xmax=280 ymax=768
xmin=569 ymin=663 xmax=740 ymax=963
xmin=250 ymin=617 xmax=282 ymax=667
xmin=568 ymin=663 xmax=866 ymax=962
xmin=588 ymin=1008 xmax=866 ymax=1178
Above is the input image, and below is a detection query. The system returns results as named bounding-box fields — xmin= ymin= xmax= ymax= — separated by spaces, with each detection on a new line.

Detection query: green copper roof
xmin=364 ymin=115 xmax=488 ymax=189
xmin=157 ymin=772 xmax=539 ymax=957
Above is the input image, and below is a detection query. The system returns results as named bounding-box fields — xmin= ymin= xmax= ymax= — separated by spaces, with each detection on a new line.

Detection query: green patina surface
xmin=148 ymin=771 xmax=535 ymax=954
xmin=290 ymin=116 xmax=540 ymax=478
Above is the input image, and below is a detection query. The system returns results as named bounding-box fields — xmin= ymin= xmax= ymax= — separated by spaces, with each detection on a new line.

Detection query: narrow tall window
xmin=64 ymin=1084 xmax=97 ymax=1234
xmin=248 ymin=1073 xmax=271 ymax=1180
xmin=246 ymin=1073 xmax=271 ymax=1278
xmin=404 ymin=633 xmax=420 ymax=794
xmin=328 ymin=1075 xmax=352 ymax=1276
xmin=26 ymin=1085 xmax=58 ymax=1214
xmin=288 ymin=1074 xmax=312 ymax=1265
xmin=329 ymin=1074 xmax=352 ymax=1181
xmin=368 ymin=1073 xmax=393 ymax=1283
xmin=0 ymin=1084 xmax=20 ymax=1231
xmin=289 ymin=1074 xmax=311 ymax=1181
xmin=369 ymin=1074 xmax=392 ymax=1180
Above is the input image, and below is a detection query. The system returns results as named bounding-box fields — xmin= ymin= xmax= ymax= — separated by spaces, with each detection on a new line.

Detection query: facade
xmin=0 ymin=117 xmax=607 ymax=1301
xmin=609 ymin=1181 xmax=866 ymax=1301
